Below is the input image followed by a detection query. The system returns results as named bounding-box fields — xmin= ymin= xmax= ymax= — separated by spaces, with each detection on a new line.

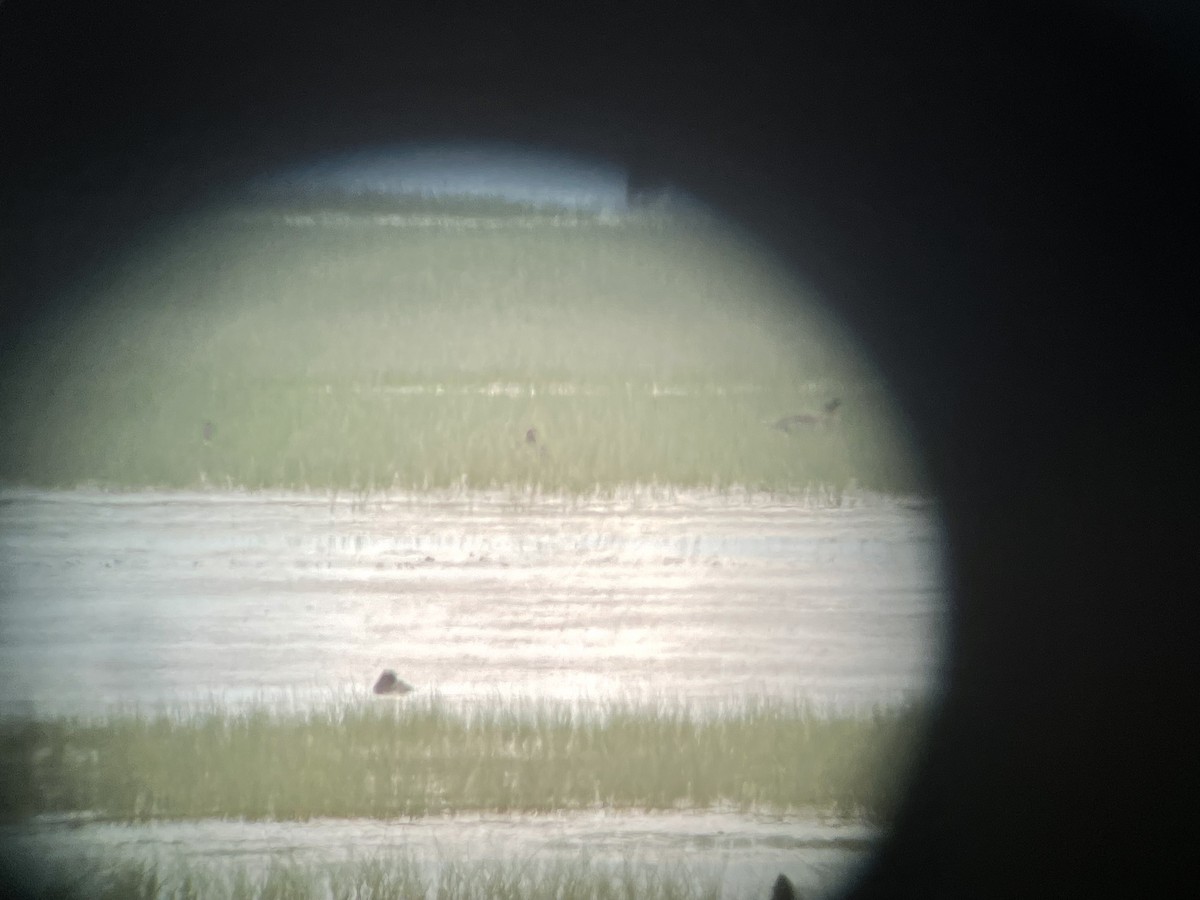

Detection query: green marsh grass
xmin=0 ymin=204 xmax=921 ymax=494
xmin=2 ymin=696 xmax=925 ymax=826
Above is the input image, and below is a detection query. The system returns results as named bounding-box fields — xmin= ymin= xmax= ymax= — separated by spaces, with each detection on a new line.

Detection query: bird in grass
xmin=524 ymin=426 xmax=550 ymax=461
xmin=770 ymin=398 xmax=841 ymax=433
xmin=372 ymin=670 xmax=414 ymax=695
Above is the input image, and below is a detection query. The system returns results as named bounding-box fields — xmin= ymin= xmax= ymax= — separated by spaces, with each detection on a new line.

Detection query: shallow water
xmin=0 ymin=487 xmax=945 ymax=717
xmin=2 ymin=811 xmax=875 ymax=899
xmin=0 ymin=487 xmax=943 ymax=897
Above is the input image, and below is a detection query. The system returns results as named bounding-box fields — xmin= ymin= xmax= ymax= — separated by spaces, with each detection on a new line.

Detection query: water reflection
xmin=0 ymin=487 xmax=943 ymax=898
xmin=3 ymin=811 xmax=873 ymax=899
xmin=0 ymin=488 xmax=945 ymax=718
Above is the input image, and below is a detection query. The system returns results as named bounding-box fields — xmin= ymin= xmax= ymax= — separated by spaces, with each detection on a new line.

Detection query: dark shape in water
xmin=771 ymin=873 xmax=798 ymax=900
xmin=526 ymin=427 xmax=538 ymax=444
xmin=202 ymin=421 xmax=216 ymax=444
xmin=772 ymin=398 xmax=841 ymax=433
xmin=372 ymin=670 xmax=413 ymax=695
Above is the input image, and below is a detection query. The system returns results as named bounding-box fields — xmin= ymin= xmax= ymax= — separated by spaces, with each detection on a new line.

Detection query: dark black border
xmin=2 ymin=2 xmax=1196 ymax=896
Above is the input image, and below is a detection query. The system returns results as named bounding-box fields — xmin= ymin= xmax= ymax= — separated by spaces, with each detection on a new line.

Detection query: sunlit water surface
xmin=3 ymin=812 xmax=874 ymax=899
xmin=0 ymin=487 xmax=945 ymax=897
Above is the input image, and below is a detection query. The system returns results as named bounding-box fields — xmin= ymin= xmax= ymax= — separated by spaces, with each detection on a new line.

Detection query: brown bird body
xmin=372 ymin=670 xmax=413 ymax=695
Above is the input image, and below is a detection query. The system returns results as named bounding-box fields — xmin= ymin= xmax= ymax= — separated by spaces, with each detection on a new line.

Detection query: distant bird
xmin=525 ymin=426 xmax=550 ymax=461
xmin=202 ymin=421 xmax=216 ymax=444
xmin=771 ymin=398 xmax=841 ymax=433
xmin=372 ymin=670 xmax=413 ymax=695
xmin=771 ymin=874 xmax=798 ymax=900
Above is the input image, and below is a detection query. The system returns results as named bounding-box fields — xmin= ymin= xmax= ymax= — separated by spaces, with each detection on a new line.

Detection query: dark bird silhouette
xmin=771 ymin=398 xmax=841 ymax=433
xmin=372 ymin=670 xmax=413 ymax=695
xmin=771 ymin=873 xmax=798 ymax=900
xmin=525 ymin=425 xmax=550 ymax=461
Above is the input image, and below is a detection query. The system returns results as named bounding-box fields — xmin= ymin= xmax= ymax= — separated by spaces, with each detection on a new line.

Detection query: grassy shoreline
xmin=2 ymin=697 xmax=924 ymax=827
xmin=0 ymin=209 xmax=922 ymax=495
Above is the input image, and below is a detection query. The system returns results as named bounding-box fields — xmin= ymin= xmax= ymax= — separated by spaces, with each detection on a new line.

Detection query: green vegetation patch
xmin=0 ymin=207 xmax=921 ymax=494
xmin=2 ymin=697 xmax=925 ymax=826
